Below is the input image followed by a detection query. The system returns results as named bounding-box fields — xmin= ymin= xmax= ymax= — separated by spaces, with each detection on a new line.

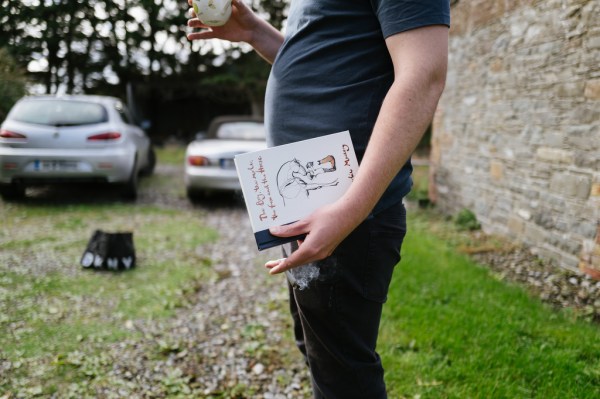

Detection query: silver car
xmin=0 ymin=95 xmax=155 ymax=200
xmin=184 ymin=116 xmax=266 ymax=200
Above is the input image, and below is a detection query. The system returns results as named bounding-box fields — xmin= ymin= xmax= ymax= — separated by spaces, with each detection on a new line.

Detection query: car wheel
xmin=120 ymin=161 xmax=138 ymax=201
xmin=0 ymin=183 xmax=26 ymax=201
xmin=140 ymin=146 xmax=156 ymax=177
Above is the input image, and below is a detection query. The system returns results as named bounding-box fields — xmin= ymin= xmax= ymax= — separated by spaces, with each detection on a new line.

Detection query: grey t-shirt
xmin=264 ymin=0 xmax=450 ymax=213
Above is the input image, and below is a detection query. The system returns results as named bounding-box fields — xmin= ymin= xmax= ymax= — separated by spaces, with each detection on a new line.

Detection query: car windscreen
xmin=9 ymin=99 xmax=109 ymax=126
xmin=215 ymin=122 xmax=266 ymax=140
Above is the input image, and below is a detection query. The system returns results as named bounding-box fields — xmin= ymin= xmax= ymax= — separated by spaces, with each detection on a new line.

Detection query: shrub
xmin=454 ymin=208 xmax=481 ymax=231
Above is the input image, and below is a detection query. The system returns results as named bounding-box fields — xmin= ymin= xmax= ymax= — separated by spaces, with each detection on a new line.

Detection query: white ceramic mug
xmin=192 ymin=0 xmax=232 ymax=27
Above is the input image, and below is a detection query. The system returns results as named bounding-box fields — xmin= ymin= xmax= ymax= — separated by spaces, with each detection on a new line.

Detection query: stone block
xmin=560 ymin=236 xmax=582 ymax=255
xmin=533 ymin=210 xmax=555 ymax=229
xmin=507 ymin=215 xmax=525 ymax=235
xmin=449 ymin=3 xmax=470 ymax=35
xmin=580 ymin=236 xmax=600 ymax=278
xmin=556 ymin=81 xmax=585 ymax=97
xmin=550 ymin=172 xmax=592 ymax=199
xmin=490 ymin=160 xmax=504 ymax=180
xmin=570 ymin=104 xmax=600 ymax=124
xmin=555 ymin=220 xmax=568 ymax=232
xmin=469 ymin=0 xmax=506 ymax=29
xmin=575 ymin=153 xmax=600 ymax=170
xmin=541 ymin=132 xmax=568 ymax=148
xmin=574 ymin=220 xmax=600 ymax=239
xmin=532 ymin=245 xmax=563 ymax=268
xmin=560 ymin=253 xmax=580 ymax=272
xmin=568 ymin=175 xmax=591 ymax=199
xmin=535 ymin=147 xmax=574 ymax=163
xmin=490 ymin=58 xmax=504 ymax=73
xmin=585 ymin=35 xmax=600 ymax=50
xmin=471 ymin=198 xmax=485 ymax=214
xmin=518 ymin=208 xmax=532 ymax=220
xmin=565 ymin=126 xmax=598 ymax=150
xmin=584 ymin=78 xmax=600 ymax=99
xmin=575 ymin=176 xmax=592 ymax=199
xmin=525 ymin=222 xmax=549 ymax=244
xmin=524 ymin=189 xmax=540 ymax=200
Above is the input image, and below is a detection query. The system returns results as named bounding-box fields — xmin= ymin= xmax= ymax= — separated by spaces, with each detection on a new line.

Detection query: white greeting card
xmin=234 ymin=131 xmax=359 ymax=250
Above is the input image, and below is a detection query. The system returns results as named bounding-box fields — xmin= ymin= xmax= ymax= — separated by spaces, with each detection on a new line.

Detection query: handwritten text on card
xmin=248 ymin=156 xmax=278 ymax=222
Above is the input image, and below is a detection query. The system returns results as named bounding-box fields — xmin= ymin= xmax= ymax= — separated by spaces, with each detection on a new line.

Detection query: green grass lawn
xmin=0 ymin=147 xmax=218 ymax=394
xmin=2 ymin=147 xmax=600 ymax=397
xmin=380 ymin=210 xmax=600 ymax=398
xmin=0 ymin=202 xmax=218 ymax=389
xmin=155 ymin=143 xmax=187 ymax=165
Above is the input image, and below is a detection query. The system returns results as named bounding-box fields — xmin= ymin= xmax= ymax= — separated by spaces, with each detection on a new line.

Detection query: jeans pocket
xmin=362 ymin=203 xmax=407 ymax=302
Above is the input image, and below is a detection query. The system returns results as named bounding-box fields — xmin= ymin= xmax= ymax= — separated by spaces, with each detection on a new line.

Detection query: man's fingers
xmin=265 ymin=258 xmax=289 ymax=274
xmin=187 ymin=32 xmax=215 ymax=41
xmin=265 ymin=258 xmax=285 ymax=268
xmin=267 ymin=253 xmax=313 ymax=274
xmin=267 ymin=258 xmax=293 ymax=274
xmin=266 ymin=241 xmax=326 ymax=275
xmin=187 ymin=19 xmax=207 ymax=28
xmin=269 ymin=220 xmax=307 ymax=238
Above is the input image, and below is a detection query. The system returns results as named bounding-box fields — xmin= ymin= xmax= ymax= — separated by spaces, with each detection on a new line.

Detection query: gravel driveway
xmin=90 ymin=163 xmax=314 ymax=398
xmin=5 ymin=163 xmax=311 ymax=398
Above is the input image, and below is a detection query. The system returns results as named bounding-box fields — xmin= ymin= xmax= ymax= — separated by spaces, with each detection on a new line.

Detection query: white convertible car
xmin=184 ymin=115 xmax=267 ymax=201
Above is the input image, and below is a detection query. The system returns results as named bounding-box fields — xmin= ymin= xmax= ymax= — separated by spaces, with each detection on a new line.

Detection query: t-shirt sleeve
xmin=371 ymin=0 xmax=451 ymax=38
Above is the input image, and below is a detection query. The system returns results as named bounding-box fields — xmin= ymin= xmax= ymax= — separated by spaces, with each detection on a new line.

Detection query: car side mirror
xmin=195 ymin=131 xmax=207 ymax=141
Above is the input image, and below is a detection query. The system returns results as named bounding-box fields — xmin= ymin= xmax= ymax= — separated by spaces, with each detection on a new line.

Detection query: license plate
xmin=219 ymin=158 xmax=235 ymax=170
xmin=34 ymin=160 xmax=79 ymax=172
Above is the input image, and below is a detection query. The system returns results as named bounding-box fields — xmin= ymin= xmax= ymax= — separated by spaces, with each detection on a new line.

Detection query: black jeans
xmin=284 ymin=201 xmax=407 ymax=399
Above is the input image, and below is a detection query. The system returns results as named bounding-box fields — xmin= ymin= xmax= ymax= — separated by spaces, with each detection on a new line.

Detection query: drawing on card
xmin=276 ymin=154 xmax=339 ymax=205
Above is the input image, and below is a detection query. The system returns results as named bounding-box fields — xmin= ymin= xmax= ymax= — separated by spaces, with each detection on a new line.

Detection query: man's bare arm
xmin=266 ymin=24 xmax=449 ymax=274
xmin=187 ymin=0 xmax=283 ymax=64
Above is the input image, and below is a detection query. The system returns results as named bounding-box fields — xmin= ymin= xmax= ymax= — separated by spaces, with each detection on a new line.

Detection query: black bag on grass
xmin=80 ymin=230 xmax=136 ymax=270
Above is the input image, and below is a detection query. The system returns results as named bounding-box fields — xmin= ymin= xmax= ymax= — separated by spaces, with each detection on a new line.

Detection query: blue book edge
xmin=254 ymin=229 xmax=307 ymax=251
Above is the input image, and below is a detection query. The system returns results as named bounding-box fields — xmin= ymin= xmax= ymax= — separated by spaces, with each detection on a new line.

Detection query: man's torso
xmin=264 ymin=0 xmax=450 ymax=212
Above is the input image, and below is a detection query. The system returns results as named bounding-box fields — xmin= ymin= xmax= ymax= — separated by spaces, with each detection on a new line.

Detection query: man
xmin=188 ymin=0 xmax=449 ymax=397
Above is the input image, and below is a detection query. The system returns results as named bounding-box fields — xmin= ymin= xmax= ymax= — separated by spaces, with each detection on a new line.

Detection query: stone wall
xmin=430 ymin=0 xmax=600 ymax=273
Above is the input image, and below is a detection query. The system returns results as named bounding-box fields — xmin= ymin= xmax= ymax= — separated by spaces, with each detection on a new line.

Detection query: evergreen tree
xmin=0 ymin=47 xmax=27 ymax=122
xmin=0 ymin=0 xmax=290 ymax=121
